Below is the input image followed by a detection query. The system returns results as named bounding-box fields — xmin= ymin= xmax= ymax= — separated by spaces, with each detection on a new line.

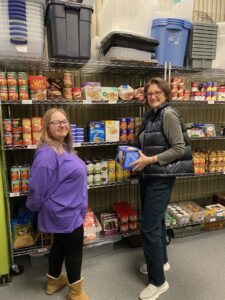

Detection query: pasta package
xmin=13 ymin=223 xmax=34 ymax=249
xmin=101 ymin=87 xmax=118 ymax=101
xmin=81 ymin=82 xmax=101 ymax=101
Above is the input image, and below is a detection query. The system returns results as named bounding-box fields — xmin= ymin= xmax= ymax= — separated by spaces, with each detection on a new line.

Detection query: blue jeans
xmin=140 ymin=176 xmax=176 ymax=286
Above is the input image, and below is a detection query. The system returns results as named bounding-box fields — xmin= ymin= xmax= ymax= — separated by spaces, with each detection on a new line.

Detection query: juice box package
xmin=88 ymin=121 xmax=105 ymax=142
xmin=105 ymin=120 xmax=120 ymax=142
xmin=116 ymin=146 xmax=140 ymax=170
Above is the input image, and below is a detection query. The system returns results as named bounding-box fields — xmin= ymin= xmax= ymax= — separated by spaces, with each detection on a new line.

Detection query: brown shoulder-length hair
xmin=38 ymin=108 xmax=73 ymax=154
xmin=144 ymin=77 xmax=171 ymax=101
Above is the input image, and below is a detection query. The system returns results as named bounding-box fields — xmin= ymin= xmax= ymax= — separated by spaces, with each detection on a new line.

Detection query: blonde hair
xmin=38 ymin=108 xmax=73 ymax=154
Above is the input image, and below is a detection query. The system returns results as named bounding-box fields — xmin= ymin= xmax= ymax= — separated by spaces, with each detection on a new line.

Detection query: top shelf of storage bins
xmin=0 ymin=56 xmax=218 ymax=74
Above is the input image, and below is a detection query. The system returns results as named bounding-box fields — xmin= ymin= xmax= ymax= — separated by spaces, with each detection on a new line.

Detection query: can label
xmin=11 ymin=166 xmax=21 ymax=181
xmin=3 ymin=119 xmax=12 ymax=132
xmin=20 ymin=166 xmax=30 ymax=179
xmin=7 ymin=72 xmax=17 ymax=86
xmin=11 ymin=180 xmax=21 ymax=193
xmin=12 ymin=118 xmax=22 ymax=132
xmin=18 ymin=72 xmax=28 ymax=86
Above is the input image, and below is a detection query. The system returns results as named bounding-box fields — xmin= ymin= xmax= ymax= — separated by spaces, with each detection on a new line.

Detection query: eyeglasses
xmin=146 ymin=91 xmax=162 ymax=97
xmin=49 ymin=120 xmax=69 ymax=126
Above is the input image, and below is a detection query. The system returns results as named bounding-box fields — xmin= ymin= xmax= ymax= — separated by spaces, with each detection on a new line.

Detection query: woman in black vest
xmin=132 ymin=77 xmax=193 ymax=300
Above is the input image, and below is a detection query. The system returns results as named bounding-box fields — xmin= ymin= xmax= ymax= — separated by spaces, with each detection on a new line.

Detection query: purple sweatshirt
xmin=26 ymin=144 xmax=88 ymax=233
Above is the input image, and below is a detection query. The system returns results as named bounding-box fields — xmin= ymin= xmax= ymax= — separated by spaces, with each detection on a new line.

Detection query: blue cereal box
xmin=89 ymin=122 xmax=105 ymax=142
xmin=116 ymin=146 xmax=140 ymax=170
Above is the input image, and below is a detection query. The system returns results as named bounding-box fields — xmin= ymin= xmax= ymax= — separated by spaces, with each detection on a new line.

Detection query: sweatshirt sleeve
xmin=26 ymin=166 xmax=56 ymax=212
xmin=157 ymin=109 xmax=185 ymax=166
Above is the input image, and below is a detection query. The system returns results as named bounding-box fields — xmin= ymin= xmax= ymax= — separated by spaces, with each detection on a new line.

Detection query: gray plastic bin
xmin=45 ymin=0 xmax=93 ymax=59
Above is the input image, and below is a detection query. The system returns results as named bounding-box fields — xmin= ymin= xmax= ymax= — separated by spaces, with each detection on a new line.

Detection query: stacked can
xmin=12 ymin=118 xmax=23 ymax=145
xmin=18 ymin=72 xmax=29 ymax=100
xmin=7 ymin=72 xmax=19 ymax=101
xmin=0 ymin=72 xmax=8 ymax=101
xmin=171 ymin=77 xmax=185 ymax=100
xmin=31 ymin=117 xmax=42 ymax=144
xmin=71 ymin=124 xmax=84 ymax=143
xmin=191 ymin=82 xmax=205 ymax=101
xmin=3 ymin=119 xmax=13 ymax=145
xmin=10 ymin=165 xmax=30 ymax=193
xmin=119 ymin=117 xmax=135 ymax=142
xmin=205 ymin=82 xmax=218 ymax=102
xmin=63 ymin=71 xmax=73 ymax=100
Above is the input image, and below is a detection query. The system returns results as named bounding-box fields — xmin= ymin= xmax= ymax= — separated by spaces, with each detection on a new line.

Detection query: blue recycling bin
xmin=151 ymin=18 xmax=192 ymax=67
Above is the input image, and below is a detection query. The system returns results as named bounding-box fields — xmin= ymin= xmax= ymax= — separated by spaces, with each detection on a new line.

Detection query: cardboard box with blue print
xmin=88 ymin=122 xmax=105 ymax=142
xmin=116 ymin=146 xmax=140 ymax=170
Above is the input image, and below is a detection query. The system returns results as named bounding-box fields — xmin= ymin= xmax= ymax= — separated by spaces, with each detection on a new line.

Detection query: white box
xmin=105 ymin=120 xmax=120 ymax=142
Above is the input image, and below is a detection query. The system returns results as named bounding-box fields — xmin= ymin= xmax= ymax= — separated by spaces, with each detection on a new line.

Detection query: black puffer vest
xmin=137 ymin=102 xmax=194 ymax=176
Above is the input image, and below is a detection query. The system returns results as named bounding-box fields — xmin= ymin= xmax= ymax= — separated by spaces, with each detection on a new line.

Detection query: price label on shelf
xmin=9 ymin=192 xmax=20 ymax=197
xmin=22 ymin=100 xmax=32 ymax=105
xmin=209 ymin=217 xmax=216 ymax=222
xmin=73 ymin=143 xmax=82 ymax=148
xmin=108 ymin=100 xmax=117 ymax=104
xmin=207 ymin=100 xmax=215 ymax=105
xmin=27 ymin=145 xmax=37 ymax=149
xmin=83 ymin=100 xmax=92 ymax=104
xmin=130 ymin=179 xmax=139 ymax=184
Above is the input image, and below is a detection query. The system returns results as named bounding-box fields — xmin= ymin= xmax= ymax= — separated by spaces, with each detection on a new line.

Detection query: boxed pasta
xmin=105 ymin=120 xmax=120 ymax=142
xmin=180 ymin=201 xmax=205 ymax=222
xmin=101 ymin=87 xmax=118 ymax=101
xmin=81 ymin=82 xmax=101 ymax=101
xmin=88 ymin=121 xmax=105 ymax=142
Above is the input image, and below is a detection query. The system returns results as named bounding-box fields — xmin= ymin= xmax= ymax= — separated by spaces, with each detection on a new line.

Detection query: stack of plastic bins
xmin=45 ymin=0 xmax=93 ymax=60
xmin=186 ymin=23 xmax=218 ymax=68
xmin=212 ymin=22 xmax=225 ymax=69
xmin=151 ymin=18 xmax=192 ymax=67
xmin=0 ymin=0 xmax=45 ymax=59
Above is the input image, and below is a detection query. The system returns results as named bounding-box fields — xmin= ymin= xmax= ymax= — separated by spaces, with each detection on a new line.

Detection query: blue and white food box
xmin=116 ymin=146 xmax=140 ymax=170
xmin=88 ymin=122 xmax=105 ymax=142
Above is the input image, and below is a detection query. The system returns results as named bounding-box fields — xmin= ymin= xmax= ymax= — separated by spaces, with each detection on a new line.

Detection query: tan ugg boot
xmin=45 ymin=273 xmax=68 ymax=295
xmin=67 ymin=277 xmax=89 ymax=300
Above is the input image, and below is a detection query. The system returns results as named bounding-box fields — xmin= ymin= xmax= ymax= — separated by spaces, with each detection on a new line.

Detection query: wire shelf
xmin=0 ymin=99 xmax=146 ymax=106
xmin=171 ymin=100 xmax=225 ymax=105
xmin=0 ymin=56 xmax=47 ymax=71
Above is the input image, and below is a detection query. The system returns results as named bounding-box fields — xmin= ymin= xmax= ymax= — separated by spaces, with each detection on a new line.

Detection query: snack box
xmin=100 ymin=213 xmax=118 ymax=236
xmin=88 ymin=122 xmax=105 ymax=143
xmin=116 ymin=146 xmax=140 ymax=170
xmin=118 ymin=85 xmax=134 ymax=100
xmin=105 ymin=120 xmax=120 ymax=142
xmin=81 ymin=82 xmax=101 ymax=101
xmin=180 ymin=201 xmax=205 ymax=222
xmin=205 ymin=204 xmax=225 ymax=219
xmin=101 ymin=87 xmax=118 ymax=101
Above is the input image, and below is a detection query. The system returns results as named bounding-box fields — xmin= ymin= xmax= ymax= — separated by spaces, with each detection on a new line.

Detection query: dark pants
xmin=140 ymin=176 xmax=176 ymax=286
xmin=48 ymin=225 xmax=84 ymax=284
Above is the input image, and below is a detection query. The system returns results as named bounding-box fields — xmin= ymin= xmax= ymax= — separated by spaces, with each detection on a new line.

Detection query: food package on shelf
xmin=105 ymin=120 xmax=120 ymax=142
xmin=81 ymin=82 xmax=101 ymax=101
xmin=88 ymin=121 xmax=105 ymax=142
xmin=118 ymin=85 xmax=134 ymax=101
xmin=179 ymin=201 xmax=205 ymax=222
xmin=47 ymin=79 xmax=62 ymax=100
xmin=101 ymin=87 xmax=118 ymax=101
xmin=205 ymin=204 xmax=225 ymax=220
xmin=167 ymin=204 xmax=191 ymax=224
xmin=29 ymin=76 xmax=47 ymax=101
xmin=83 ymin=209 xmax=102 ymax=244
xmin=116 ymin=146 xmax=140 ymax=170
xmin=134 ymin=87 xmax=144 ymax=101
xmin=100 ymin=213 xmax=118 ymax=236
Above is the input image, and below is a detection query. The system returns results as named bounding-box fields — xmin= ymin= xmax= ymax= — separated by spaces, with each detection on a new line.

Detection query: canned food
xmin=0 ymin=86 xmax=8 ymax=101
xmin=123 ymin=169 xmax=130 ymax=180
xmin=120 ymin=130 xmax=127 ymax=142
xmin=21 ymin=179 xmax=29 ymax=192
xmin=63 ymin=71 xmax=73 ymax=88
xmin=12 ymin=118 xmax=22 ymax=133
xmin=13 ymin=132 xmax=23 ymax=145
xmin=119 ymin=118 xmax=127 ymax=130
xmin=4 ymin=132 xmax=13 ymax=145
xmin=127 ymin=129 xmax=135 ymax=142
xmin=23 ymin=133 xmax=32 ymax=145
xmin=108 ymin=159 xmax=115 ymax=172
xmin=20 ymin=165 xmax=30 ymax=180
xmin=126 ymin=117 xmax=135 ymax=130
xmin=19 ymin=86 xmax=29 ymax=100
xmin=18 ymin=72 xmax=28 ymax=86
xmin=32 ymin=131 xmax=42 ymax=144
xmin=115 ymin=162 xmax=123 ymax=171
xmin=3 ymin=119 xmax=12 ymax=132
xmin=100 ymin=172 xmax=108 ymax=184
xmin=11 ymin=180 xmax=21 ymax=193
xmin=8 ymin=86 xmax=19 ymax=101
xmin=93 ymin=173 xmax=101 ymax=185
xmin=86 ymin=161 xmax=94 ymax=175
xmin=11 ymin=166 xmax=20 ymax=180
xmin=22 ymin=118 xmax=31 ymax=133
xmin=116 ymin=170 xmax=123 ymax=182
xmin=87 ymin=174 xmax=94 ymax=186
xmin=7 ymin=72 xmax=17 ymax=86
xmin=0 ymin=72 xmax=7 ymax=86
xmin=108 ymin=171 xmax=116 ymax=183
xmin=32 ymin=117 xmax=42 ymax=132
xmin=100 ymin=160 xmax=108 ymax=173
xmin=93 ymin=161 xmax=101 ymax=174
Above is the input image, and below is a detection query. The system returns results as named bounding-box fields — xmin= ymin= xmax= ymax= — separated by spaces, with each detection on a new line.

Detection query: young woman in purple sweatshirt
xmin=26 ymin=108 xmax=88 ymax=300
